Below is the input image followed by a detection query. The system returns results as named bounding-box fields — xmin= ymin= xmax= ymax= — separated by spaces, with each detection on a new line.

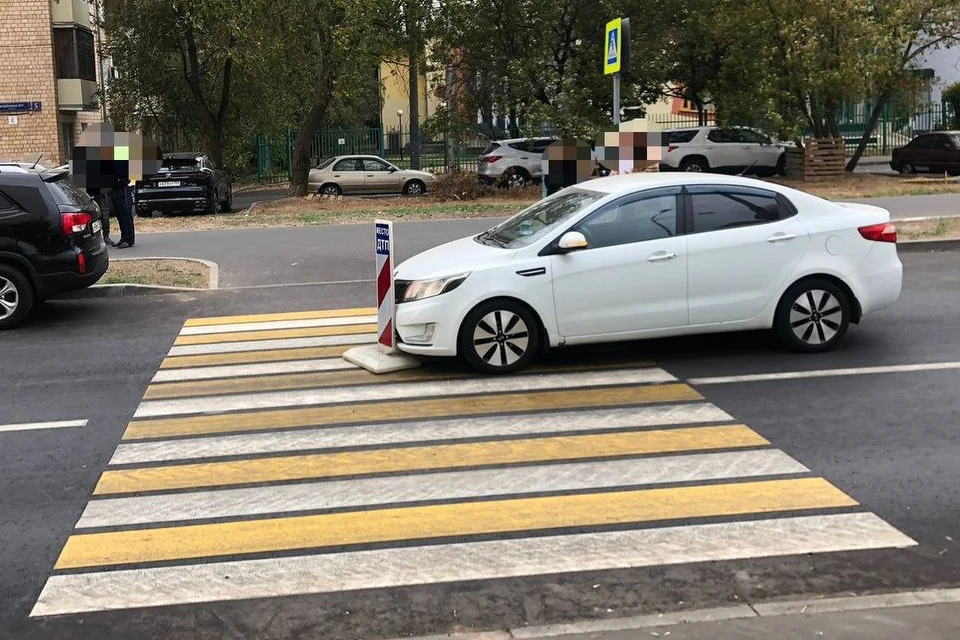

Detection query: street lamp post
xmin=397 ymin=110 xmax=404 ymax=164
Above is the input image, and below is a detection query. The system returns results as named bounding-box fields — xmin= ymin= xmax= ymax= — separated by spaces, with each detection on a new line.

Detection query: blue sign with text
xmin=376 ymin=222 xmax=391 ymax=255
xmin=0 ymin=102 xmax=41 ymax=113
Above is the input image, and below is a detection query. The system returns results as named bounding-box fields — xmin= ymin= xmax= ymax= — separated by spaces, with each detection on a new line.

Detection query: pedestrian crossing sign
xmin=604 ymin=18 xmax=622 ymax=75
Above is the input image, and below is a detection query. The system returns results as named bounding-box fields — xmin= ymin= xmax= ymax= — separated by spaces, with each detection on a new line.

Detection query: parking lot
xmin=0 ymin=247 xmax=957 ymax=639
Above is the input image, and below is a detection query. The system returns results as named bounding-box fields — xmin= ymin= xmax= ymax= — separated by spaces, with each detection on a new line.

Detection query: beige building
xmin=0 ymin=0 xmax=109 ymax=166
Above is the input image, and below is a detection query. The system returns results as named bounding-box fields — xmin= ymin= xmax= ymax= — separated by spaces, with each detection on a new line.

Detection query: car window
xmin=667 ymin=130 xmax=699 ymax=144
xmin=480 ymin=143 xmax=500 ymax=155
xmin=908 ymin=136 xmax=931 ymax=149
xmin=363 ymin=158 xmax=391 ymax=171
xmin=0 ymin=192 xmax=15 ymax=211
xmin=333 ymin=158 xmax=361 ymax=171
xmin=161 ymin=158 xmax=201 ymax=172
xmin=576 ymin=190 xmax=678 ymax=248
xmin=737 ymin=129 xmax=770 ymax=144
xmin=688 ymin=186 xmax=785 ymax=233
xmin=532 ymin=140 xmax=554 ymax=154
xmin=707 ymin=128 xmax=738 ymax=143
xmin=932 ymin=135 xmax=954 ymax=150
xmin=316 ymin=156 xmax=336 ymax=170
xmin=476 ymin=188 xmax=606 ymax=249
xmin=45 ymin=174 xmax=94 ymax=207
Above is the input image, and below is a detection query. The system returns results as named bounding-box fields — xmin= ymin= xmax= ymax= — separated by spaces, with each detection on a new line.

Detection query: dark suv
xmin=135 ymin=152 xmax=232 ymax=216
xmin=0 ymin=165 xmax=108 ymax=329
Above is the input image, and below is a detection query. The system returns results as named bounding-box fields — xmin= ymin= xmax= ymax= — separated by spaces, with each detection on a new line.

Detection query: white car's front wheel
xmin=459 ymin=299 xmax=540 ymax=374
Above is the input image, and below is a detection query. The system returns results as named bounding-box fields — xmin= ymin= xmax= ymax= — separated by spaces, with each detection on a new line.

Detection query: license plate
xmin=157 ymin=181 xmax=180 ymax=187
xmin=92 ymin=219 xmax=102 ymax=234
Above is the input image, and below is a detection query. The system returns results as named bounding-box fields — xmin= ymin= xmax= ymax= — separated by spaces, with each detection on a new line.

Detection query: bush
xmin=427 ymin=172 xmax=500 ymax=201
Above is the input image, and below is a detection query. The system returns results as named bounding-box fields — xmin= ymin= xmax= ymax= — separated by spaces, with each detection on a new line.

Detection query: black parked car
xmin=135 ymin=152 xmax=233 ymax=217
xmin=0 ymin=164 xmax=108 ymax=329
xmin=890 ymin=131 xmax=960 ymax=175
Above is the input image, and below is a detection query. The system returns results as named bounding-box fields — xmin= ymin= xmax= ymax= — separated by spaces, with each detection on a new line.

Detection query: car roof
xmin=493 ymin=137 xmax=557 ymax=144
xmin=164 ymin=152 xmax=203 ymax=159
xmin=576 ymin=172 xmax=794 ymax=196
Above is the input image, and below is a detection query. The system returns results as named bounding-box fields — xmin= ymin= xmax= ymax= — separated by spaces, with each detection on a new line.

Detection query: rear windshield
xmin=666 ymin=130 xmax=699 ymax=144
xmin=45 ymin=174 xmax=94 ymax=207
xmin=480 ymin=143 xmax=501 ymax=155
xmin=316 ymin=156 xmax=336 ymax=170
xmin=161 ymin=158 xmax=201 ymax=171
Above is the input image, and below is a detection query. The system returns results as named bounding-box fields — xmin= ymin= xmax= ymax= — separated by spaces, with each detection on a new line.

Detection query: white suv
xmin=478 ymin=137 xmax=557 ymax=187
xmin=660 ymin=126 xmax=787 ymax=176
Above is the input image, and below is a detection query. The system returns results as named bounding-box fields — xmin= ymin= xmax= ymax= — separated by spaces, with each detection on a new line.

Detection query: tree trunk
xmin=508 ymin=105 xmax=519 ymax=138
xmin=846 ymin=90 xmax=892 ymax=172
xmin=408 ymin=45 xmax=421 ymax=170
xmin=290 ymin=100 xmax=329 ymax=196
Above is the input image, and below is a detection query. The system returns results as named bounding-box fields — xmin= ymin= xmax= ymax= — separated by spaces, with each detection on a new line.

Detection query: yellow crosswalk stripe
xmin=123 ymin=383 xmax=703 ymax=440
xmin=173 ymin=324 xmax=378 ymax=346
xmin=159 ymin=346 xmax=353 ymax=369
xmin=56 ymin=478 xmax=856 ymax=570
xmin=183 ymin=307 xmax=378 ymax=327
xmin=96 ymin=424 xmax=765 ymax=495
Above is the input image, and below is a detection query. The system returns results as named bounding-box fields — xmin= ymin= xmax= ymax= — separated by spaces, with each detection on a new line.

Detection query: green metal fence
xmin=253 ymin=128 xmax=484 ymax=183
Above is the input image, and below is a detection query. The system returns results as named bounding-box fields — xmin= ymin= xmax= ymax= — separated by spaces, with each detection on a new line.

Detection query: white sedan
xmin=393 ymin=173 xmax=902 ymax=373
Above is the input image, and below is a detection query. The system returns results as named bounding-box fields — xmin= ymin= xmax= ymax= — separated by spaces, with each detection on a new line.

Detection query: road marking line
xmin=160 ymin=345 xmax=354 ymax=368
xmin=98 ymin=424 xmax=764 ymax=495
xmin=151 ymin=359 xmax=358 ymax=384
xmin=689 ymin=361 xmax=960 ymax=385
xmin=134 ymin=368 xmax=677 ymax=418
xmin=173 ymin=323 xmax=378 ymax=346
xmin=79 ymin=450 xmax=808 ymax=528
xmin=110 ymin=403 xmax=733 ymax=465
xmin=166 ymin=334 xmax=375 ymax=357
xmin=58 ymin=478 xmax=853 ymax=569
xmin=178 ymin=315 xmax=378 ymax=336
xmin=183 ymin=307 xmax=377 ymax=327
xmin=123 ymin=383 xmax=702 ymax=440
xmin=0 ymin=419 xmax=87 ymax=434
xmin=31 ymin=513 xmax=915 ymax=616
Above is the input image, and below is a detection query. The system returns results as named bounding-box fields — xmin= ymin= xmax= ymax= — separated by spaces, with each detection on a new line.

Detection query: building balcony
xmin=57 ymin=79 xmax=98 ymax=111
xmin=51 ymin=0 xmax=94 ymax=30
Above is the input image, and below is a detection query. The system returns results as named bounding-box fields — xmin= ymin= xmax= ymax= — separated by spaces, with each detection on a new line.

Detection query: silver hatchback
xmin=477 ymin=137 xmax=557 ymax=187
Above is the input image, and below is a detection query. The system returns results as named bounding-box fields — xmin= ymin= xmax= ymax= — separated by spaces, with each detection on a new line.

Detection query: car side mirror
xmin=389 ymin=167 xmax=398 ymax=173
xmin=557 ymin=231 xmax=589 ymax=252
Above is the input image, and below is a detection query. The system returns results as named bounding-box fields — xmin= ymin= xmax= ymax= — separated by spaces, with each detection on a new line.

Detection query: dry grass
xmin=767 ymin=173 xmax=960 ymax=199
xmin=896 ymin=216 xmax=960 ymax=241
xmin=128 ymin=172 xmax=960 ymax=234
xmin=102 ymin=259 xmax=210 ymax=289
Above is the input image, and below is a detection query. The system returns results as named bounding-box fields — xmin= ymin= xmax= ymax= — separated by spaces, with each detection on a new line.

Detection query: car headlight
xmin=400 ymin=273 xmax=469 ymax=302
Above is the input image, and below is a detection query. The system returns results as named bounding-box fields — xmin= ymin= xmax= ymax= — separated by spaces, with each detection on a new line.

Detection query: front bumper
xmin=136 ymin=197 xmax=213 ymax=214
xmin=394 ymin=291 xmax=466 ymax=357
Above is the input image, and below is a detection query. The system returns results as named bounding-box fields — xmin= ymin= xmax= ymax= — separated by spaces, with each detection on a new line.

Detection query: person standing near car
xmin=110 ymin=179 xmax=135 ymax=249
xmin=86 ymin=185 xmax=115 ymax=246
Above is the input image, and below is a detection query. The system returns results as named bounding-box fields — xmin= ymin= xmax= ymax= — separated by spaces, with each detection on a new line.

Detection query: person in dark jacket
xmin=86 ymin=186 xmax=114 ymax=246
xmin=109 ymin=180 xmax=135 ymax=249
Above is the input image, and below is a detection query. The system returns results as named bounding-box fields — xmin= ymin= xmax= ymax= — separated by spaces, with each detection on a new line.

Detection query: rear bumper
xmin=34 ymin=251 xmax=109 ymax=299
xmin=136 ymin=197 xmax=213 ymax=213
xmin=854 ymin=244 xmax=903 ymax=316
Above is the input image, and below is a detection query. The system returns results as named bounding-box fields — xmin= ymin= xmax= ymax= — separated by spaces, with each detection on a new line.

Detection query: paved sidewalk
xmin=542 ymin=601 xmax=960 ymax=640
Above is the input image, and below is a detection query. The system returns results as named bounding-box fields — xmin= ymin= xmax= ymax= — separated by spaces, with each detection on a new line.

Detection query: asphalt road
xmin=0 ymin=249 xmax=958 ymax=640
xmin=121 ymin=192 xmax=960 ymax=289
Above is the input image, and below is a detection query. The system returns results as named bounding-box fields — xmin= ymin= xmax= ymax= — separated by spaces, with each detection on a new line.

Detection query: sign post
xmin=604 ymin=18 xmax=630 ymax=126
xmin=375 ymin=219 xmax=396 ymax=353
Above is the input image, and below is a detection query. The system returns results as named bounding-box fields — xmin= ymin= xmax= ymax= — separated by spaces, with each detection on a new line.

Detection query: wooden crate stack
xmin=784 ymin=138 xmax=846 ymax=182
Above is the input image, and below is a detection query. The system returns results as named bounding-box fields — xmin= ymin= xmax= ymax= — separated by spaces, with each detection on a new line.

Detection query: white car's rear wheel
xmin=459 ymin=300 xmax=539 ymax=374
xmin=774 ymin=279 xmax=851 ymax=352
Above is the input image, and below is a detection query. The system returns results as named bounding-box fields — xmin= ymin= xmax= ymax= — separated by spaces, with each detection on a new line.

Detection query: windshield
xmin=476 ymin=188 xmax=605 ymax=249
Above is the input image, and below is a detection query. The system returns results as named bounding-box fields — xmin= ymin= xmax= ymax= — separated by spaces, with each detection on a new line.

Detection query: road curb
xmin=898 ymin=238 xmax=960 ymax=252
xmin=56 ymin=256 xmax=219 ymax=299
xmin=386 ymin=588 xmax=960 ymax=640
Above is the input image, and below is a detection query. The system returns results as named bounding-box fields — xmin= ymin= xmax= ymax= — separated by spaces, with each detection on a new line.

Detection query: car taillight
xmin=667 ymin=144 xmax=678 ymax=152
xmin=482 ymin=155 xmax=502 ymax=163
xmin=77 ymin=251 xmax=87 ymax=275
xmin=858 ymin=222 xmax=897 ymax=243
xmin=60 ymin=210 xmax=94 ymax=235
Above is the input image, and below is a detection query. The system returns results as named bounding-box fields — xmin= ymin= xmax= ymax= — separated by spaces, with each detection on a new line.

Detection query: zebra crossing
xmin=31 ymin=306 xmax=916 ymax=617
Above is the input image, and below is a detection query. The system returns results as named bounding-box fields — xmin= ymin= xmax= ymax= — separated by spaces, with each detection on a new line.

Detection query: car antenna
xmin=30 ymin=153 xmax=44 ymax=170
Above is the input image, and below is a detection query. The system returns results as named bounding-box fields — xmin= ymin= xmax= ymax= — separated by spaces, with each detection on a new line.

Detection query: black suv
xmin=0 ymin=165 xmax=108 ymax=329
xmin=135 ymin=152 xmax=233 ymax=216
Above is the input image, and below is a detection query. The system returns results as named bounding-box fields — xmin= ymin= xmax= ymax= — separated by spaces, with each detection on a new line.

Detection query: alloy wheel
xmin=0 ymin=276 xmax=19 ymax=321
xmin=405 ymin=181 xmax=424 ymax=196
xmin=507 ymin=172 xmax=526 ymax=188
xmin=472 ymin=310 xmax=530 ymax=368
xmin=790 ymin=289 xmax=843 ymax=346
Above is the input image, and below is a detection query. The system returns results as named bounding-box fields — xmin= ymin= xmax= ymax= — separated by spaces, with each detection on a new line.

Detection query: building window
xmin=54 ymin=27 xmax=97 ymax=82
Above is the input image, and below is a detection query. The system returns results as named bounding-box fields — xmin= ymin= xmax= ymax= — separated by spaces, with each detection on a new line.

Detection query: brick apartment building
xmin=0 ymin=0 xmax=111 ymax=167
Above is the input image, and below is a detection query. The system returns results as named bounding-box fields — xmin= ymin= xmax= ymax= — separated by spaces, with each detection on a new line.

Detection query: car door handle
xmin=647 ymin=252 xmax=678 ymax=262
xmin=767 ymin=233 xmax=798 ymax=243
